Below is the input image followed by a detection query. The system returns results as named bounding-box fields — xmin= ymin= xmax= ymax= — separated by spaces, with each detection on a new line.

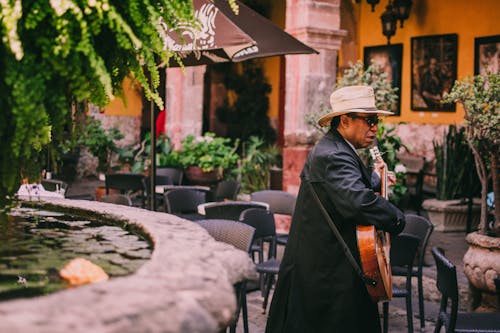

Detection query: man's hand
xmin=373 ymin=162 xmax=397 ymax=186
xmin=387 ymin=171 xmax=397 ymax=186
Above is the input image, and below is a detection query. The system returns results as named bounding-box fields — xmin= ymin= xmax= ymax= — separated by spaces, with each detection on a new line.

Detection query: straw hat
xmin=317 ymin=85 xmax=393 ymax=127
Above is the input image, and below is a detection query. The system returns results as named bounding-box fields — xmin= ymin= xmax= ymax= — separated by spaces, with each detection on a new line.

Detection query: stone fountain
xmin=0 ymin=198 xmax=256 ymax=332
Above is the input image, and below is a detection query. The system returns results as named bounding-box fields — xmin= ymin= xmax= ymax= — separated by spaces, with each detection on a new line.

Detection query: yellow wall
xmin=104 ymin=77 xmax=142 ymax=117
xmin=261 ymin=0 xmax=286 ymax=123
xmin=356 ymin=0 xmax=499 ymax=125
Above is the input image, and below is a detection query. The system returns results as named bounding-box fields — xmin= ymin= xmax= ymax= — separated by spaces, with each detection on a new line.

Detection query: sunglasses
xmin=347 ymin=114 xmax=379 ymax=127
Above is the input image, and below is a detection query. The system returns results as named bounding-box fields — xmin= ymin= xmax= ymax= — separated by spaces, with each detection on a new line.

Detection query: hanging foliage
xmin=0 ymin=0 xmax=204 ymax=201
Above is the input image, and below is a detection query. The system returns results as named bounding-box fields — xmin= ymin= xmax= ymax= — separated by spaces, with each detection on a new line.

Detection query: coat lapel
xmin=328 ymin=130 xmax=373 ymax=187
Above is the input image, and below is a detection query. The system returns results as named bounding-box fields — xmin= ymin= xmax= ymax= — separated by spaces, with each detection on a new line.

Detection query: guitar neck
xmin=370 ymin=147 xmax=388 ymax=199
xmin=379 ymin=161 xmax=388 ymax=199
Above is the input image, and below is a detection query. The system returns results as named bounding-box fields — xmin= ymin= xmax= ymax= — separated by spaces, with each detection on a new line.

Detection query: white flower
xmin=0 ymin=0 xmax=24 ymax=60
xmin=394 ymin=163 xmax=407 ymax=174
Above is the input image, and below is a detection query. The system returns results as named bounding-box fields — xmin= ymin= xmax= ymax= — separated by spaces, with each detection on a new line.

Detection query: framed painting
xmin=363 ymin=43 xmax=403 ymax=116
xmin=474 ymin=35 xmax=500 ymax=75
xmin=411 ymin=34 xmax=457 ymax=111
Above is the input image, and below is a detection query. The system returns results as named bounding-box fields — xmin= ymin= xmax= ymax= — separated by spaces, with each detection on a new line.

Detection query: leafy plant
xmin=214 ymin=61 xmax=276 ymax=146
xmin=433 ymin=125 xmax=479 ymax=201
xmin=233 ymin=136 xmax=280 ymax=193
xmin=120 ymin=133 xmax=181 ymax=173
xmin=442 ymin=73 xmax=500 ymax=235
xmin=77 ymin=118 xmax=124 ymax=174
xmin=0 ymin=1 xmax=201 ymax=202
xmin=372 ymin=123 xmax=408 ymax=206
xmin=175 ymin=133 xmax=239 ymax=173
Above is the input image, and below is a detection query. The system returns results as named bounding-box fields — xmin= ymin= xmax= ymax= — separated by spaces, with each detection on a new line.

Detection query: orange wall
xmin=356 ymin=0 xmax=499 ymax=125
xmin=262 ymin=0 xmax=286 ymax=122
xmin=104 ymin=77 xmax=142 ymax=117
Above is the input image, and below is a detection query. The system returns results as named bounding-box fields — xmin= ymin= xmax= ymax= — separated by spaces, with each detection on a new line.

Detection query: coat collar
xmin=326 ymin=128 xmax=373 ymax=183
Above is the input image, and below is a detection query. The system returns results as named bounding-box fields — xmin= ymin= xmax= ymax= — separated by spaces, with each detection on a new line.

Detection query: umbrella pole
xmin=150 ymin=97 xmax=156 ymax=211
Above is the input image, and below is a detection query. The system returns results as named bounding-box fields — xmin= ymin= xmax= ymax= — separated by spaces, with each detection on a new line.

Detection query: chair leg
xmin=383 ymin=301 xmax=389 ymax=333
xmin=433 ymin=317 xmax=442 ymax=333
xmin=406 ymin=294 xmax=414 ymax=333
xmin=262 ymin=273 xmax=274 ymax=314
xmin=241 ymin=282 xmax=249 ymax=333
xmin=230 ymin=282 xmax=245 ymax=333
xmin=418 ymin=273 xmax=425 ymax=328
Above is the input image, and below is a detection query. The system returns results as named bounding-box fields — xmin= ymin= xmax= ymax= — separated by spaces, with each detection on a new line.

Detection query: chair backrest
xmin=431 ymin=247 xmax=459 ymax=332
xmin=197 ymin=219 xmax=255 ymax=253
xmin=239 ymin=208 xmax=277 ymax=239
xmin=239 ymin=208 xmax=277 ymax=257
xmin=105 ymin=173 xmax=146 ymax=193
xmin=156 ymin=167 xmax=183 ymax=185
xmin=250 ymin=190 xmax=296 ymax=215
xmin=105 ymin=173 xmax=146 ymax=207
xmin=390 ymin=233 xmax=420 ymax=269
xmin=100 ymin=194 xmax=132 ymax=206
xmin=213 ymin=179 xmax=241 ymax=201
xmin=204 ymin=201 xmax=268 ymax=220
xmin=143 ymin=175 xmax=173 ymax=189
xmin=41 ymin=179 xmax=68 ymax=195
xmin=164 ymin=188 xmax=206 ymax=214
xmin=403 ymin=214 xmax=434 ymax=268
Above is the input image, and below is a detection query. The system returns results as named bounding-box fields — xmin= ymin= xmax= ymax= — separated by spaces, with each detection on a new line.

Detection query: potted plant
xmin=442 ymin=73 xmax=500 ymax=311
xmin=233 ymin=136 xmax=280 ymax=194
xmin=78 ymin=117 xmax=124 ymax=180
xmin=422 ymin=125 xmax=481 ymax=232
xmin=118 ymin=133 xmax=181 ymax=174
xmin=175 ymin=133 xmax=239 ymax=185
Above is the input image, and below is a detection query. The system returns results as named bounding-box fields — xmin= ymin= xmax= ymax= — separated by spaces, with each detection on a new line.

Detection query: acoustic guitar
xmin=356 ymin=147 xmax=392 ymax=302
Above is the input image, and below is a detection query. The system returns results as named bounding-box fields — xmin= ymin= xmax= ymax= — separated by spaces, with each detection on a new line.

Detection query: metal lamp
xmin=393 ymin=0 xmax=412 ymax=27
xmin=367 ymin=0 xmax=381 ymax=12
xmin=381 ymin=3 xmax=397 ymax=44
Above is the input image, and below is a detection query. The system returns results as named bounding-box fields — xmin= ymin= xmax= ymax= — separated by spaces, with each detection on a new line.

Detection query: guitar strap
xmin=306 ymin=181 xmax=377 ymax=287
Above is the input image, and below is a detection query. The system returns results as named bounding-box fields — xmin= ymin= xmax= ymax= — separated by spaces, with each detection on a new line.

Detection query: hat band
xmin=331 ymin=96 xmax=376 ymax=113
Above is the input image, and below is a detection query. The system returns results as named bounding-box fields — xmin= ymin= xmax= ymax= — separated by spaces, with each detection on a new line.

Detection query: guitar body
xmin=356 ymin=146 xmax=392 ymax=302
xmin=356 ymin=225 xmax=392 ymax=302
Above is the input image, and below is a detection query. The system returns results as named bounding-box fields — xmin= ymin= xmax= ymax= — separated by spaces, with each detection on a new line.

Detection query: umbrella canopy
xmin=163 ymin=0 xmax=318 ymax=66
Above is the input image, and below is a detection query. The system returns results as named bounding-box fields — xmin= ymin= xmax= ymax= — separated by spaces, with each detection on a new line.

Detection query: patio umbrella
xmin=162 ymin=0 xmax=318 ymax=66
xmin=149 ymin=0 xmax=318 ymax=210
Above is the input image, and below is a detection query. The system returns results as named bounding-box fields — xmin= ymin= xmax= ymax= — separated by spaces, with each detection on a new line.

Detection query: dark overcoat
xmin=265 ymin=129 xmax=405 ymax=333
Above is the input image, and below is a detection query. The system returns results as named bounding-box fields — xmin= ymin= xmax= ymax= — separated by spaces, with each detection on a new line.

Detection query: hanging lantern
xmin=393 ymin=0 xmax=412 ymax=27
xmin=380 ymin=3 xmax=397 ymax=44
xmin=367 ymin=0 xmax=380 ymax=12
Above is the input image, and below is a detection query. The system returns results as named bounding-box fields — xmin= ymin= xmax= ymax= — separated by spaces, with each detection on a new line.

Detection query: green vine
xmin=0 ymin=1 xmax=200 ymax=202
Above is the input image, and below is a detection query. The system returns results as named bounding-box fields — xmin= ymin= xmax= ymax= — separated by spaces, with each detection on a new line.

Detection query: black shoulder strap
xmin=306 ymin=181 xmax=377 ymax=286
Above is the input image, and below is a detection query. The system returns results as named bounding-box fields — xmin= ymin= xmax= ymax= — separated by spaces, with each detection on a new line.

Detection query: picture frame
xmin=411 ymin=34 xmax=457 ymax=111
xmin=474 ymin=35 xmax=500 ymax=75
xmin=363 ymin=43 xmax=403 ymax=116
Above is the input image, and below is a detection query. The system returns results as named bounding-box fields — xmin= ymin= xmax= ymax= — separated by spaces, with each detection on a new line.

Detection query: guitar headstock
xmin=369 ymin=146 xmax=382 ymax=162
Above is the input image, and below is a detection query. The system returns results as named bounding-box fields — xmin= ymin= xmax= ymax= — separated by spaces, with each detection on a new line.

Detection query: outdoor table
xmin=155 ymin=185 xmax=211 ymax=194
xmin=197 ymin=201 xmax=270 ymax=216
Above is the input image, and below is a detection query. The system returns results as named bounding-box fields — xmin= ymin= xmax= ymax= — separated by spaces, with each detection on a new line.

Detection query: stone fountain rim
xmin=0 ymin=198 xmax=256 ymax=333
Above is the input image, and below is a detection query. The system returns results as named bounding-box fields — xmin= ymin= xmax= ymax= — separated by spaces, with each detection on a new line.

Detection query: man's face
xmin=342 ymin=113 xmax=379 ymax=149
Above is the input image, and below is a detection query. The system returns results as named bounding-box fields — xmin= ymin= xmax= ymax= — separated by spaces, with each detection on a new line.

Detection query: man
xmin=420 ymin=57 xmax=444 ymax=109
xmin=265 ymin=86 xmax=405 ymax=333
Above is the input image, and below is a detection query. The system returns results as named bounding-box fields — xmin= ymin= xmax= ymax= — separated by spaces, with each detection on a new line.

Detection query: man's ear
xmin=339 ymin=115 xmax=350 ymax=128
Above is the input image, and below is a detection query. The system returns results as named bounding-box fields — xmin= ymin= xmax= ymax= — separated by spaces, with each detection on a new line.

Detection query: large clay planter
xmin=422 ymin=198 xmax=480 ymax=232
xmin=463 ymin=232 xmax=500 ymax=311
xmin=184 ymin=166 xmax=221 ymax=186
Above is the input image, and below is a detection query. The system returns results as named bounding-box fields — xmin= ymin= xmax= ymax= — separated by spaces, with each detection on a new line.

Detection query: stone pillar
xmin=165 ymin=66 xmax=206 ymax=148
xmin=283 ymin=0 xmax=346 ymax=194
